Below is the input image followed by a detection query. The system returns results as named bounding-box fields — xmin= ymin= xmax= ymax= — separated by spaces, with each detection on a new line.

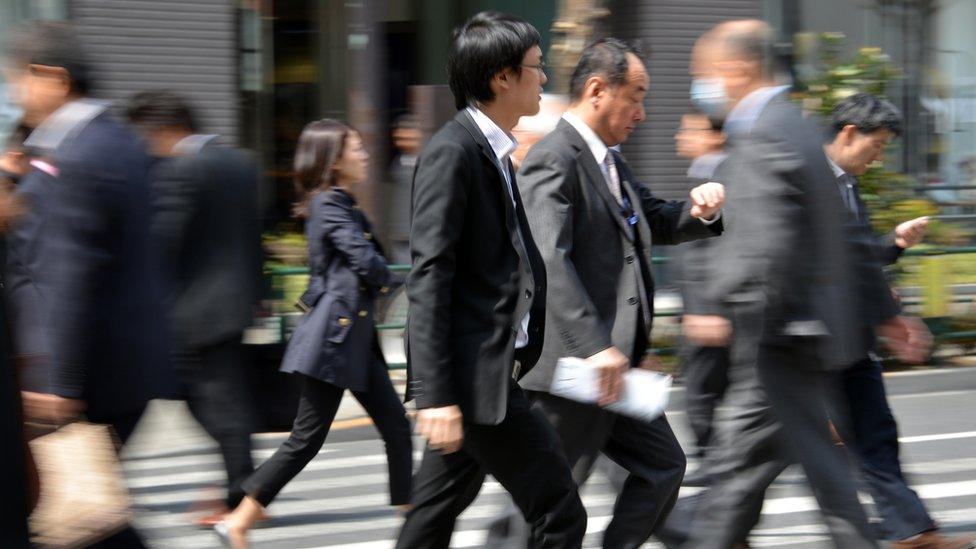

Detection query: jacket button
xmin=338 ymin=317 xmax=351 ymax=327
xmin=380 ymin=286 xmax=390 ymax=294
xmin=626 ymin=255 xmax=635 ymax=264
xmin=364 ymin=231 xmax=373 ymax=240
xmin=358 ymin=310 xmax=368 ymax=318
xmin=628 ymin=297 xmax=638 ymax=305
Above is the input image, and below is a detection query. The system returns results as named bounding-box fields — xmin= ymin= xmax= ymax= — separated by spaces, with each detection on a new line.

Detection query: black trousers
xmin=179 ymin=335 xmax=255 ymax=508
xmin=242 ymin=356 xmax=413 ymax=507
xmin=835 ymin=356 xmax=934 ymax=540
xmin=679 ymin=344 xmax=730 ymax=456
xmin=396 ymin=382 xmax=586 ymax=549
xmin=533 ymin=392 xmax=686 ymax=548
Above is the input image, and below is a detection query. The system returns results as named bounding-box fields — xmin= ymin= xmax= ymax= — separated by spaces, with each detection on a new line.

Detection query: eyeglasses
xmin=520 ymin=60 xmax=547 ymax=74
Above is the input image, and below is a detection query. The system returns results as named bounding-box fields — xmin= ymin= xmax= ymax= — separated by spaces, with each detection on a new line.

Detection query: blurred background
xmin=1 ymin=0 xmax=975 ymax=364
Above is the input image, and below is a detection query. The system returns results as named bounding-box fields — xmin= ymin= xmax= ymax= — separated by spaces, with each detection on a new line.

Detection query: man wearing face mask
xmin=501 ymin=38 xmax=724 ymax=549
xmin=823 ymin=93 xmax=972 ymax=549
xmin=680 ymin=20 xmax=903 ymax=548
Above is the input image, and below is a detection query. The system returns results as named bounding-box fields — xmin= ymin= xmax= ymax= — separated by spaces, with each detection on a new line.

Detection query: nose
xmin=636 ymin=104 xmax=646 ymax=123
xmin=540 ymin=69 xmax=548 ymax=87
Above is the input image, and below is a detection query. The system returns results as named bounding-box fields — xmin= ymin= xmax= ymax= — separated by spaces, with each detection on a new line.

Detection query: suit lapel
xmin=557 ymin=121 xmax=634 ymax=241
xmin=455 ymin=110 xmax=525 ymax=259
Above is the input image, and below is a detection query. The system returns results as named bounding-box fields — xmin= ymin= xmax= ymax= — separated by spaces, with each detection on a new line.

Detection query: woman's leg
xmin=221 ymin=375 xmax=344 ymax=547
xmin=351 ymin=355 xmax=414 ymax=506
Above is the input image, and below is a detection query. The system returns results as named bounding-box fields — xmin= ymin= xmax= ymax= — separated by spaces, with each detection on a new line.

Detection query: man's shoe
xmin=890 ymin=531 xmax=976 ymax=549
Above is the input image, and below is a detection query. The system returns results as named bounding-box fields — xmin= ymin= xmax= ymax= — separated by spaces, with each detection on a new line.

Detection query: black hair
xmin=568 ymin=38 xmax=644 ymax=101
xmin=684 ymin=108 xmax=725 ymax=132
xmin=447 ymin=11 xmax=541 ymax=110
xmin=4 ymin=21 xmax=92 ymax=96
xmin=126 ymin=90 xmax=200 ymax=133
xmin=828 ymin=92 xmax=903 ymax=139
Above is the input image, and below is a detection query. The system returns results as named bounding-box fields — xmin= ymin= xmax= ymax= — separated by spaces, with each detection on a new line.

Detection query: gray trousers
xmin=683 ymin=309 xmax=877 ymax=549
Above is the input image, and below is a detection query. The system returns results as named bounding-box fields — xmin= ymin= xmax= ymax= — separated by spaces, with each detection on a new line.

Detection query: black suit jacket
xmin=708 ymin=93 xmax=897 ymax=369
xmin=516 ymin=120 xmax=720 ymax=392
xmin=405 ymin=110 xmax=545 ymax=426
xmin=28 ymin=107 xmax=169 ymax=417
xmin=151 ymin=140 xmax=263 ymax=349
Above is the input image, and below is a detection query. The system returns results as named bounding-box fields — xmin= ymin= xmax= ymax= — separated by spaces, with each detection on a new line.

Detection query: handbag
xmin=28 ymin=421 xmax=132 ymax=548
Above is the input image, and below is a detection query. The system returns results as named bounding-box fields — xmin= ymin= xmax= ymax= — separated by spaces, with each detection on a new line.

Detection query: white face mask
xmin=689 ymin=77 xmax=729 ymax=121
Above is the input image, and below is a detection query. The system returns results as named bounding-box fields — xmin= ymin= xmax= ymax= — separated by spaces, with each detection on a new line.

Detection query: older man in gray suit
xmin=510 ymin=38 xmax=723 ymax=549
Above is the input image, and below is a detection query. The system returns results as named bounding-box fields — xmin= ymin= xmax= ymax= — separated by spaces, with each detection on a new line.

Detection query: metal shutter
xmin=69 ymin=0 xmax=239 ymax=144
xmin=613 ymin=0 xmax=761 ymax=199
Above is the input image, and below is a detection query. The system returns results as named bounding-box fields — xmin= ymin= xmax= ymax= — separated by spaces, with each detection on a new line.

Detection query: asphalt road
xmin=121 ymin=366 xmax=976 ymax=548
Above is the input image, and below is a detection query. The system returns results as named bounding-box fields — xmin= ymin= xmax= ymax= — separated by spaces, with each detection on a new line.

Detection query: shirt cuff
xmin=699 ymin=210 xmax=722 ymax=225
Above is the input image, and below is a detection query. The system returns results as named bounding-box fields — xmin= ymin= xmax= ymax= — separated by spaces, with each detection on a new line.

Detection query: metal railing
xmin=266 ymin=247 xmax=976 ymax=369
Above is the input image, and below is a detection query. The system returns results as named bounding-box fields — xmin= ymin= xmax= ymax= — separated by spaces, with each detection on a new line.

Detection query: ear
xmin=839 ymin=124 xmax=858 ymax=144
xmin=587 ymin=76 xmax=608 ymax=106
xmin=491 ymin=68 xmax=513 ymax=95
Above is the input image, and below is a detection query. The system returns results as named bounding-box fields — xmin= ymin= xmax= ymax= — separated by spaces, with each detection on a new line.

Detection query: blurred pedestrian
xmin=387 ymin=114 xmax=421 ymax=265
xmin=673 ymin=111 xmax=728 ymax=485
xmin=0 ymin=124 xmax=31 ymax=549
xmin=491 ymin=38 xmax=723 ymax=549
xmin=823 ymin=93 xmax=971 ymax=549
xmin=680 ymin=20 xmax=883 ymax=548
xmin=127 ymin=90 xmax=264 ymax=527
xmin=4 ymin=20 xmax=169 ymax=548
xmin=396 ymin=11 xmax=586 ymax=549
xmin=215 ymin=119 xmax=413 ymax=548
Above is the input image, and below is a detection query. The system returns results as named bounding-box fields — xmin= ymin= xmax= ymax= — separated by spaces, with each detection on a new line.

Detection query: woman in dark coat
xmin=217 ymin=120 xmax=413 ymax=547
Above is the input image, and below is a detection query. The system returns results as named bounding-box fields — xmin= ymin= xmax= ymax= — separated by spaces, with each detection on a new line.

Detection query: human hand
xmin=689 ymin=182 xmax=725 ymax=220
xmin=586 ymin=347 xmax=630 ymax=406
xmin=894 ymin=217 xmax=929 ymax=249
xmin=415 ymin=405 xmax=464 ymax=454
xmin=683 ymin=314 xmax=732 ymax=347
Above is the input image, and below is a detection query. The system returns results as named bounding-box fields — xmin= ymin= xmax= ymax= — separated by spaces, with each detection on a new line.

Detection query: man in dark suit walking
xmin=5 ymin=21 xmax=169 ymax=548
xmin=499 ymin=39 xmax=723 ymax=549
xmin=680 ymin=20 xmax=890 ymax=548
xmin=396 ymin=11 xmax=586 ymax=549
xmin=823 ymin=93 xmax=972 ymax=549
xmin=127 ymin=91 xmax=264 ymax=526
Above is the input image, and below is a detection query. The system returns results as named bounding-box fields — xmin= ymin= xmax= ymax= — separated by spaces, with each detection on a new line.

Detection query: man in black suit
xmin=397 ymin=12 xmax=586 ymax=549
xmin=127 ymin=91 xmax=264 ymax=526
xmin=501 ymin=39 xmax=723 ymax=549
xmin=823 ymin=93 xmax=972 ymax=549
xmin=5 ymin=21 xmax=168 ymax=548
xmin=680 ymin=20 xmax=891 ymax=547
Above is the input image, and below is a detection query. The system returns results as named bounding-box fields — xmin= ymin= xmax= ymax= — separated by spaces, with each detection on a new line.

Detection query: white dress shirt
xmin=465 ymin=106 xmax=530 ymax=349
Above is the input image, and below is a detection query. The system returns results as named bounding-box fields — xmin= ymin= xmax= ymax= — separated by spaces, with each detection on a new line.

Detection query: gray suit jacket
xmin=707 ymin=94 xmax=897 ymax=369
xmin=517 ymin=119 xmax=720 ymax=393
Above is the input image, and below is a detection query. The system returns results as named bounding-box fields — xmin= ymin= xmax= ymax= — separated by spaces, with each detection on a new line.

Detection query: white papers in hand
xmin=549 ymin=357 xmax=672 ymax=422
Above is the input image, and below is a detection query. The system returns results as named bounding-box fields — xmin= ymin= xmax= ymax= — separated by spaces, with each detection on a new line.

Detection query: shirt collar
xmin=23 ymin=98 xmax=111 ymax=154
xmin=465 ymin=106 xmax=517 ymax=163
xmin=724 ymin=85 xmax=791 ymax=137
xmin=173 ymin=134 xmax=219 ymax=155
xmin=562 ymin=111 xmax=610 ymax=165
xmin=824 ymin=151 xmax=847 ymax=179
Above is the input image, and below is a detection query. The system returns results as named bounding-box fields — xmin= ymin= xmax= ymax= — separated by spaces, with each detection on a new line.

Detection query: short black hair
xmin=126 ymin=90 xmax=199 ymax=133
xmin=568 ymin=38 xmax=644 ymax=101
xmin=447 ymin=11 xmax=541 ymax=111
xmin=828 ymin=92 xmax=903 ymax=140
xmin=4 ymin=21 xmax=92 ymax=96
